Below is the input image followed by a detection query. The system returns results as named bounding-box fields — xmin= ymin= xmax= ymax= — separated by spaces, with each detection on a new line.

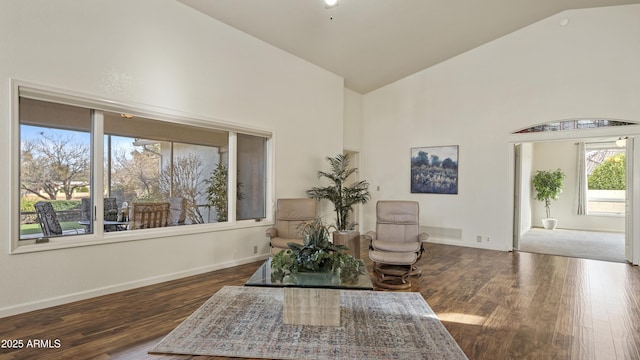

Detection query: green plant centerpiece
xmin=270 ymin=218 xmax=364 ymax=284
xmin=533 ymin=168 xmax=565 ymax=229
xmin=307 ymin=153 xmax=371 ymax=231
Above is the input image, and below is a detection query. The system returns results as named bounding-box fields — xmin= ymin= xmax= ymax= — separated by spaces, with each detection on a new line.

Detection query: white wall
xmin=531 ymin=140 xmax=625 ymax=232
xmin=342 ymin=89 xmax=365 ymax=227
xmin=361 ymin=5 xmax=640 ymax=251
xmin=0 ymin=0 xmax=343 ymax=317
xmin=343 ymin=88 xmax=363 ymax=152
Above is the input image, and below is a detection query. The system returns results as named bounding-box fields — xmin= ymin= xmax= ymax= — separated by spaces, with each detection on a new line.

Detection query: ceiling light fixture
xmin=120 ymin=113 xmax=135 ymax=119
xmin=324 ymin=0 xmax=339 ymax=9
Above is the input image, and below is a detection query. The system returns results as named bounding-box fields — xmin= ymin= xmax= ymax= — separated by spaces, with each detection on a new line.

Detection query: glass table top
xmin=245 ymin=258 xmax=373 ymax=290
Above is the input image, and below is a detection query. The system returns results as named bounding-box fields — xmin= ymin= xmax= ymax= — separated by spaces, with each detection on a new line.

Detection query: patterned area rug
xmin=150 ymin=286 xmax=467 ymax=360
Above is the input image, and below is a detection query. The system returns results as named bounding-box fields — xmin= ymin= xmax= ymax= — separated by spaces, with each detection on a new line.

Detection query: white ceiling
xmin=178 ymin=0 xmax=640 ymax=94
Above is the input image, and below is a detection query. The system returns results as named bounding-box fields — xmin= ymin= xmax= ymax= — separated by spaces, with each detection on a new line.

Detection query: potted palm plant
xmin=307 ymin=154 xmax=370 ymax=257
xmin=533 ymin=168 xmax=565 ymax=230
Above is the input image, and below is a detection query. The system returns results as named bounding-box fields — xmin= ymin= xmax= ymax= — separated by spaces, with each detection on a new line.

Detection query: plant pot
xmin=332 ymin=231 xmax=361 ymax=259
xmin=541 ymin=218 xmax=558 ymax=230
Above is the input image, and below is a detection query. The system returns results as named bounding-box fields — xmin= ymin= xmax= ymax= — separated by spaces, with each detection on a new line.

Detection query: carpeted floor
xmin=150 ymin=286 xmax=468 ymax=360
xmin=519 ymin=228 xmax=626 ymax=263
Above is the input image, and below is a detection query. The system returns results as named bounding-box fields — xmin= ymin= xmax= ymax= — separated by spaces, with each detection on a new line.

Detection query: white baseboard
xmin=0 ymin=254 xmax=270 ymax=319
xmin=427 ymin=237 xmax=508 ymax=252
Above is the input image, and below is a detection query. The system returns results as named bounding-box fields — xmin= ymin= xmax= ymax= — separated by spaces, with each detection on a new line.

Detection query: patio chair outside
xmin=130 ymin=202 xmax=170 ymax=230
xmin=34 ymin=201 xmax=64 ymax=237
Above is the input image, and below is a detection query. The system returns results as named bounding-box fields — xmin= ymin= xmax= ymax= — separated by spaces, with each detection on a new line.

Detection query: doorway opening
xmin=510 ymin=119 xmax=638 ymax=264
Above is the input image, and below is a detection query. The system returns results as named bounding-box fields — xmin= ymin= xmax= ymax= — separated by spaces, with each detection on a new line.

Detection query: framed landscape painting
xmin=411 ymin=145 xmax=459 ymax=194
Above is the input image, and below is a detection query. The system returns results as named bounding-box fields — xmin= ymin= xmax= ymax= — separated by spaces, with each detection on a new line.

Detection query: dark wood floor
xmin=1 ymin=243 xmax=639 ymax=360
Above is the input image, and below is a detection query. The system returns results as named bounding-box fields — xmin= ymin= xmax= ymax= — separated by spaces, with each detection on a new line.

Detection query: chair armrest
xmin=364 ymin=231 xmax=376 ymax=250
xmin=265 ymin=227 xmax=277 ymax=239
xmin=364 ymin=231 xmax=376 ymax=241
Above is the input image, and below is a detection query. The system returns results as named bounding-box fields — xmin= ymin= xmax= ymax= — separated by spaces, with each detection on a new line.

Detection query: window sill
xmin=587 ymin=212 xmax=625 ymax=218
xmin=11 ymin=220 xmax=273 ymax=255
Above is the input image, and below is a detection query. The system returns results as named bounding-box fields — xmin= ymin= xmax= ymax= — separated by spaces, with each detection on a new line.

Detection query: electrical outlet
xmin=476 ymin=235 xmax=482 ymax=243
xmin=253 ymin=245 xmax=258 ymax=254
xmin=486 ymin=237 xmax=490 ymax=242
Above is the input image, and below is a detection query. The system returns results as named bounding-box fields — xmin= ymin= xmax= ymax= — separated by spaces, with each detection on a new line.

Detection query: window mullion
xmin=228 ymin=132 xmax=238 ymax=223
xmin=92 ymin=110 xmax=105 ymax=236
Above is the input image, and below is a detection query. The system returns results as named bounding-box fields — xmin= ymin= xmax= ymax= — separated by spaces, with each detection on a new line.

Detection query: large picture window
xmin=15 ymin=84 xmax=271 ymax=247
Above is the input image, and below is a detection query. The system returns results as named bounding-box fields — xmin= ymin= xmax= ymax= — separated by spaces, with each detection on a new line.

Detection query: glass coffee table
xmin=245 ymin=258 xmax=373 ymax=290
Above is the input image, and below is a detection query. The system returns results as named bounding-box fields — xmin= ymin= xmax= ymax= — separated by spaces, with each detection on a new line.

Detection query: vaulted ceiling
xmin=178 ymin=0 xmax=640 ymax=94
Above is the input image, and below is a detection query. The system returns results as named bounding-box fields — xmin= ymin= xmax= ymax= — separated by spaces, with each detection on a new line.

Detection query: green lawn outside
xmin=20 ymin=222 xmax=86 ymax=235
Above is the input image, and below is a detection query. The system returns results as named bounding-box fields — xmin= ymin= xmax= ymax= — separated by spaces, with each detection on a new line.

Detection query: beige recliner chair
xmin=265 ymin=198 xmax=317 ymax=255
xmin=366 ymin=200 xmax=429 ymax=289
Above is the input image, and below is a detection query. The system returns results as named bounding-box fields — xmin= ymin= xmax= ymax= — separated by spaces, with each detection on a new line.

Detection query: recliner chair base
xmin=409 ymin=265 xmax=422 ymax=277
xmin=373 ymin=263 xmax=413 ymax=290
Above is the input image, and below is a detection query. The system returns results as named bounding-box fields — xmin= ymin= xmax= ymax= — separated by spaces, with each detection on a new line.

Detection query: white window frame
xmin=10 ymin=79 xmax=274 ymax=254
xmin=584 ymin=141 xmax=626 ymax=217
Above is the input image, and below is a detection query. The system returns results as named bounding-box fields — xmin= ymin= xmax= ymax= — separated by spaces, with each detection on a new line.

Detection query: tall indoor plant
xmin=307 ymin=153 xmax=371 ymax=231
xmin=307 ymin=154 xmax=370 ymax=258
xmin=533 ymin=168 xmax=565 ymax=230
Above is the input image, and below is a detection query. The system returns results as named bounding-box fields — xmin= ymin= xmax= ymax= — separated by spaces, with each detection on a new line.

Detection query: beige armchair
xmin=365 ymin=200 xmax=429 ymax=289
xmin=265 ymin=198 xmax=317 ymax=255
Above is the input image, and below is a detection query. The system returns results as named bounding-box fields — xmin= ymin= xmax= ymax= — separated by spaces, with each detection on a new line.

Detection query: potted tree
xmin=533 ymin=168 xmax=565 ymax=230
xmin=204 ymin=161 xmax=243 ymax=222
xmin=270 ymin=218 xmax=364 ymax=285
xmin=307 ymin=154 xmax=371 ymax=258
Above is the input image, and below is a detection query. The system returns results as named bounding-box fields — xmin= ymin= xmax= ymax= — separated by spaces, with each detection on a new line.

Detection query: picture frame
xmin=411 ymin=145 xmax=459 ymax=194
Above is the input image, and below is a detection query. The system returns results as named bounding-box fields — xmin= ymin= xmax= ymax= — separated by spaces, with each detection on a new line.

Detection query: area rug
xmin=149 ymin=286 xmax=467 ymax=360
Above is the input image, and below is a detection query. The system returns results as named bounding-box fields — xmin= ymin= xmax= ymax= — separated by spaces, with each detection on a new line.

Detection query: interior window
xmin=237 ymin=133 xmax=266 ymax=220
xmin=19 ymin=98 xmax=93 ymax=240
xmin=15 ymin=86 xmax=271 ymax=248
xmin=515 ymin=119 xmax=635 ymax=134
xmin=104 ymin=112 xmax=229 ymax=227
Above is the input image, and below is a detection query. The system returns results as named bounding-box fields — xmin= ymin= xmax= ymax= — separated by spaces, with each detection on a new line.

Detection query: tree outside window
xmin=586 ymin=147 xmax=625 ymax=214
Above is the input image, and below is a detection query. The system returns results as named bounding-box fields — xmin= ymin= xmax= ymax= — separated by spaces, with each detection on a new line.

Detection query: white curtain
xmin=576 ymin=142 xmax=588 ymax=215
